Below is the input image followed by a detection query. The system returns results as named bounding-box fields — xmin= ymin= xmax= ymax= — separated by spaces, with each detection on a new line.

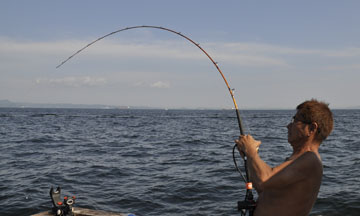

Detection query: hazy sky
xmin=1 ymin=0 xmax=359 ymax=109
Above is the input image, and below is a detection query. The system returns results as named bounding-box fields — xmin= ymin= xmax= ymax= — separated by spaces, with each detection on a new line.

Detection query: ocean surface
xmin=0 ymin=108 xmax=359 ymax=216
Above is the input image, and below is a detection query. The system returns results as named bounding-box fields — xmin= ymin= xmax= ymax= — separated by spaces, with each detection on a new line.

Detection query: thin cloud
xmin=213 ymin=53 xmax=289 ymax=67
xmin=0 ymin=38 xmax=290 ymax=68
xmin=1 ymin=37 xmax=359 ymax=70
xmin=319 ymin=64 xmax=360 ymax=72
xmin=208 ymin=42 xmax=360 ymax=58
xmin=133 ymin=80 xmax=170 ymax=89
xmin=151 ymin=81 xmax=170 ymax=89
xmin=36 ymin=76 xmax=107 ymax=87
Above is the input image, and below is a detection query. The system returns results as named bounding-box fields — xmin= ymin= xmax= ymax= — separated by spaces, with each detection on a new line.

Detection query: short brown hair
xmin=296 ymin=99 xmax=333 ymax=143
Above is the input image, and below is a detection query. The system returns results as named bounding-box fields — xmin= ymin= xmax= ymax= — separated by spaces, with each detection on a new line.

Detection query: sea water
xmin=0 ymin=108 xmax=359 ymax=215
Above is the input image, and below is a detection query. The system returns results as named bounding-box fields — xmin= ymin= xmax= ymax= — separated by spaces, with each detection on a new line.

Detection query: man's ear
xmin=310 ymin=122 xmax=319 ymax=134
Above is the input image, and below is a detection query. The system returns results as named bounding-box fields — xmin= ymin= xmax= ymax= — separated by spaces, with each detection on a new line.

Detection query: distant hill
xmin=0 ymin=100 xmax=14 ymax=107
xmin=1 ymin=99 xmax=359 ymax=110
xmin=0 ymin=99 xmax=132 ymax=109
xmin=347 ymin=106 xmax=360 ymax=109
xmin=0 ymin=99 xmax=223 ymax=110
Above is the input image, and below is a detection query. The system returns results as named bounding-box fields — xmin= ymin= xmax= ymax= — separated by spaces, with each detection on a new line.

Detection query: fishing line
xmin=56 ymin=25 xmax=254 ymax=215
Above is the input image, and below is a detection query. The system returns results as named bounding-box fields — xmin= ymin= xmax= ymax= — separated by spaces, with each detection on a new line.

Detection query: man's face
xmin=287 ymin=112 xmax=310 ymax=146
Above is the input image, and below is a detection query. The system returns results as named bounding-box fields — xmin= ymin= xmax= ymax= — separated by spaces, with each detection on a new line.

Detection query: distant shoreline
xmin=1 ymin=99 xmax=359 ymax=110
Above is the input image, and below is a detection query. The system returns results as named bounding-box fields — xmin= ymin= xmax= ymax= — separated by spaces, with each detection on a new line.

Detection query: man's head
xmin=295 ymin=99 xmax=333 ymax=143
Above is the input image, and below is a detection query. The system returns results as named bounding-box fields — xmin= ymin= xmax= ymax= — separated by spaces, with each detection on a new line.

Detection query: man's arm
xmin=236 ymin=135 xmax=276 ymax=192
xmin=245 ymin=153 xmax=292 ymax=192
xmin=236 ymin=135 xmax=320 ymax=193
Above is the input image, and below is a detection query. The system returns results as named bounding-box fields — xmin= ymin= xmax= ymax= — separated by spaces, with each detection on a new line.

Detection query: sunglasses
xmin=290 ymin=116 xmax=312 ymax=124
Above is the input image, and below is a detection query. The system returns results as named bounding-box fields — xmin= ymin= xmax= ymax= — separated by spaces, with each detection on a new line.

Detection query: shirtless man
xmin=235 ymin=99 xmax=333 ymax=216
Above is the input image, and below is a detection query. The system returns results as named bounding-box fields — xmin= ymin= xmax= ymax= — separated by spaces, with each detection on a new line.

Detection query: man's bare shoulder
xmin=284 ymin=151 xmax=323 ymax=186
xmin=263 ymin=151 xmax=322 ymax=189
xmin=287 ymin=151 xmax=322 ymax=175
xmin=293 ymin=151 xmax=322 ymax=169
xmin=273 ymin=151 xmax=321 ymax=175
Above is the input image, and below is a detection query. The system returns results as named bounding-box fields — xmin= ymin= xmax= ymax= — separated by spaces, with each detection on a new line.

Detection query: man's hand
xmin=235 ymin=135 xmax=261 ymax=158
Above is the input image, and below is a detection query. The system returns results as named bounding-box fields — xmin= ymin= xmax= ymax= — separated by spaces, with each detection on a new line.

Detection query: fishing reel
xmin=50 ymin=187 xmax=76 ymax=216
xmin=232 ymin=144 xmax=257 ymax=215
xmin=237 ymin=183 xmax=256 ymax=215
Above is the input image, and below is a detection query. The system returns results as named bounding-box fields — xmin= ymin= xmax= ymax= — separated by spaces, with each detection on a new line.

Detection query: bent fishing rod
xmin=56 ymin=25 xmax=255 ymax=215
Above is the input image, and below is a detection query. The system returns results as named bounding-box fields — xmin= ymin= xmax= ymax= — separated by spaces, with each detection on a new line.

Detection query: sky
xmin=1 ymin=0 xmax=359 ymax=109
